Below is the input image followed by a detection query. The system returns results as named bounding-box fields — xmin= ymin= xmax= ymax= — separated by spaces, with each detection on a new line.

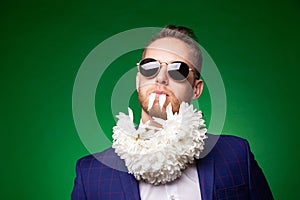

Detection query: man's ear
xmin=136 ymin=72 xmax=140 ymax=92
xmin=192 ymin=79 xmax=203 ymax=100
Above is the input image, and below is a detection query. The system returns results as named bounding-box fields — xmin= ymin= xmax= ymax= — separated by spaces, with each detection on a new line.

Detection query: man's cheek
xmin=139 ymin=79 xmax=155 ymax=88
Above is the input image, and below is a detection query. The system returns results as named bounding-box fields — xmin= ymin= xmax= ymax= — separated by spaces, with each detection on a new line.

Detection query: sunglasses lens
xmin=168 ymin=62 xmax=190 ymax=81
xmin=139 ymin=58 xmax=160 ymax=78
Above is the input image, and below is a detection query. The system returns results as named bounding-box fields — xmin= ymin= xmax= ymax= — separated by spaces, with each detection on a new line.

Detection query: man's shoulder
xmin=75 ymin=148 xmax=127 ymax=171
xmin=218 ymin=134 xmax=248 ymax=144
xmin=204 ymin=134 xmax=250 ymax=159
xmin=77 ymin=148 xmax=115 ymax=161
xmin=207 ymin=134 xmax=249 ymax=147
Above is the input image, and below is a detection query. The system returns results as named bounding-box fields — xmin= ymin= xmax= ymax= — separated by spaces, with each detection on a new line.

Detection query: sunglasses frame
xmin=137 ymin=58 xmax=195 ymax=82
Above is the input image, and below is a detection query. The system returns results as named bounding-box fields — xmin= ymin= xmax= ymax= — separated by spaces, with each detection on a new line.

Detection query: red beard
xmin=138 ymin=85 xmax=180 ymax=119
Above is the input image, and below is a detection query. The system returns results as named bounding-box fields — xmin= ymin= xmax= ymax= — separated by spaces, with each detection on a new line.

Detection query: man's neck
xmin=141 ymin=109 xmax=152 ymax=124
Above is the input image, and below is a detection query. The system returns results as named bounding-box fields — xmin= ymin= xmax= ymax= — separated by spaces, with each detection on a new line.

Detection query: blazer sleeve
xmin=245 ymin=140 xmax=274 ymax=200
xmin=71 ymin=159 xmax=87 ymax=200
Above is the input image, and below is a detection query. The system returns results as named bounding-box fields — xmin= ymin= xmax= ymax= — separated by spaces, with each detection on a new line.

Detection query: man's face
xmin=136 ymin=37 xmax=203 ymax=119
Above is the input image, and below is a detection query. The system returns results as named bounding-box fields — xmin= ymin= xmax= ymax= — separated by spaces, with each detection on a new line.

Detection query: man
xmin=71 ymin=25 xmax=273 ymax=199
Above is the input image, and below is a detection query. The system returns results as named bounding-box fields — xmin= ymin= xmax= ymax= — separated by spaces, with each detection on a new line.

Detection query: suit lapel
xmin=119 ymin=172 xmax=141 ymax=200
xmin=197 ymin=158 xmax=214 ymax=200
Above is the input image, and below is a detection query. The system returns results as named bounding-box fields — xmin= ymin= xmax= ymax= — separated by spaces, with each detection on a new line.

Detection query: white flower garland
xmin=112 ymin=102 xmax=207 ymax=185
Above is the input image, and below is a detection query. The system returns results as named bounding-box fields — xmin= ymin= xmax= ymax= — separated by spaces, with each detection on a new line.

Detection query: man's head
xmin=136 ymin=25 xmax=204 ymax=122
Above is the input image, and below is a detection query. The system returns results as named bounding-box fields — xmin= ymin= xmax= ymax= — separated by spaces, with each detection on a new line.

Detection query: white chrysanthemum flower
xmin=112 ymin=102 xmax=207 ymax=185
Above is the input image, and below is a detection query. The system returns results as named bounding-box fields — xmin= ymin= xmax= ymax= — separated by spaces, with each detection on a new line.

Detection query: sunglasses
xmin=137 ymin=58 xmax=195 ymax=82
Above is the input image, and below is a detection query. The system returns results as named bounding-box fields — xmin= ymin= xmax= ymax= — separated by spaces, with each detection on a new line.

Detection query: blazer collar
xmin=119 ymin=172 xmax=141 ymax=200
xmin=197 ymin=157 xmax=215 ymax=200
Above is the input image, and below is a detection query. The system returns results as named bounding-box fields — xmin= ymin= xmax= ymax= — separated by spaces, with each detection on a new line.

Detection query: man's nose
xmin=155 ymin=63 xmax=169 ymax=85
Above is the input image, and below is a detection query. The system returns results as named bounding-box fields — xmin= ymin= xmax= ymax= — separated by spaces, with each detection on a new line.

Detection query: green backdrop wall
xmin=1 ymin=0 xmax=299 ymax=199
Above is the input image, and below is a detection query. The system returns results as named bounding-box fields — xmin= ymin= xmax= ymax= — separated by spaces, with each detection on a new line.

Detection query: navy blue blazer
xmin=71 ymin=135 xmax=273 ymax=199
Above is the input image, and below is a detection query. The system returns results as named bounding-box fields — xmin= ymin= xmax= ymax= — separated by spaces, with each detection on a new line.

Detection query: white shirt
xmin=139 ymin=163 xmax=202 ymax=200
xmin=138 ymin=120 xmax=202 ymax=200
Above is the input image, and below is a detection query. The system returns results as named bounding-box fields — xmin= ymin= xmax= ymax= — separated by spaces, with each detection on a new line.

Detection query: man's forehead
xmin=144 ymin=38 xmax=195 ymax=66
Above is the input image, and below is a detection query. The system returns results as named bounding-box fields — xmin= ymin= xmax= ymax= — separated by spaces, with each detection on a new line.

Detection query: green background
xmin=1 ymin=0 xmax=299 ymax=199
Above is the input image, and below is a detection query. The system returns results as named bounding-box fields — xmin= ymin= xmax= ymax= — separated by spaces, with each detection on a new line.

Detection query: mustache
xmin=138 ymin=85 xmax=181 ymax=114
xmin=145 ymin=86 xmax=174 ymax=97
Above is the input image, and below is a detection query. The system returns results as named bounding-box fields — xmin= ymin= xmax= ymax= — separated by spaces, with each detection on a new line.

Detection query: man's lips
xmin=153 ymin=90 xmax=169 ymax=96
